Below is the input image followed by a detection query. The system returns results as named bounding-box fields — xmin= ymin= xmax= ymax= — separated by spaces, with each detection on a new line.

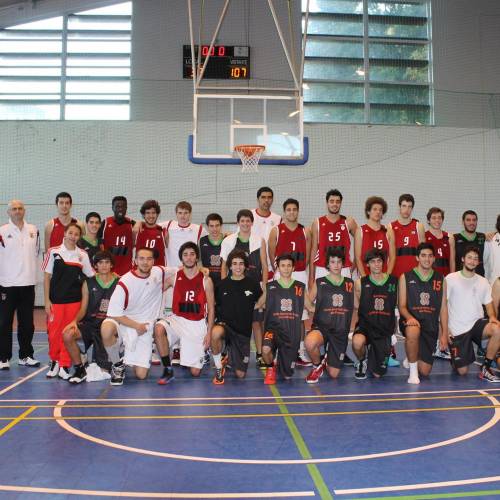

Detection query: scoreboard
xmin=183 ymin=45 xmax=250 ymax=80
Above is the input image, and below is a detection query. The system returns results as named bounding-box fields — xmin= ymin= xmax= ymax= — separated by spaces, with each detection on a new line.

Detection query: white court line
xmin=0 ymin=366 xmax=47 ymax=397
xmin=2 ymin=387 xmax=499 ymax=403
xmin=53 ymin=391 xmax=500 ymax=465
xmin=334 ymin=475 xmax=500 ymax=495
xmin=0 ymin=485 xmax=315 ymax=498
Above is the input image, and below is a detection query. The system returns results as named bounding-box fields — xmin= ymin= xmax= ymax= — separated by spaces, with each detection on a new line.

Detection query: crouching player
xmin=398 ymin=243 xmax=448 ymax=384
xmin=262 ymin=254 xmax=313 ymax=384
xmin=305 ymin=248 xmax=357 ymax=383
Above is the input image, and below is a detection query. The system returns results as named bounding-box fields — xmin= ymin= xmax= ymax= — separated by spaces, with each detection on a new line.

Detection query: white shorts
xmin=157 ymin=314 xmax=207 ymax=369
xmin=273 ymin=269 xmax=309 ymax=320
xmin=315 ymin=266 xmax=351 ymax=279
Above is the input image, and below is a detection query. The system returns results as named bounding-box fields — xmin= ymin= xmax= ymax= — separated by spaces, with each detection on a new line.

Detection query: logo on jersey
xmin=210 ymin=255 xmax=221 ymax=266
xmin=280 ymin=298 xmax=293 ymax=312
xmin=244 ymin=290 xmax=253 ymax=296
xmin=99 ymin=299 xmax=110 ymax=313
xmin=419 ymin=292 xmax=430 ymax=306
xmin=332 ymin=294 xmax=344 ymax=307
xmin=341 ymin=225 xmax=345 ymax=230
xmin=374 ymin=298 xmax=385 ymax=311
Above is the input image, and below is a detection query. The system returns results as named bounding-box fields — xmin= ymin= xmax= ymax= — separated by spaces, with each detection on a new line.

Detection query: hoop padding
xmin=234 ymin=144 xmax=265 ymax=173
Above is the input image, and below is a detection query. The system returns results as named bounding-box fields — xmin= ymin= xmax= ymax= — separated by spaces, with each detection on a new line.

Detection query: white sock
xmin=105 ymin=342 xmax=120 ymax=364
xmin=213 ymin=353 xmax=222 ymax=369
xmin=408 ymin=362 xmax=420 ymax=384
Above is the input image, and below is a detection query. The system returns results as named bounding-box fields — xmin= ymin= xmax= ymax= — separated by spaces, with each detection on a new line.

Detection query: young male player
xmin=251 ymin=187 xmax=281 ymax=243
xmin=77 ymin=212 xmax=103 ymax=263
xmin=425 ymin=207 xmax=455 ymax=276
xmin=305 ymin=248 xmax=357 ymax=383
xmin=101 ymin=247 xmax=168 ymax=385
xmin=352 ymin=248 xmax=398 ymax=380
xmin=309 ymin=189 xmax=357 ymax=286
xmin=398 ymin=243 xmax=448 ymax=384
xmin=387 ymin=194 xmax=425 ymax=278
xmin=134 ymin=199 xmax=167 ymax=266
xmin=444 ymin=245 xmax=500 ymax=382
xmin=62 ymin=250 xmax=118 ymax=383
xmin=199 ymin=213 xmax=225 ymax=285
xmin=211 ymin=249 xmax=264 ymax=384
xmin=262 ymin=254 xmax=313 ymax=384
xmin=102 ymin=196 xmax=135 ymax=276
xmin=484 ymin=214 xmax=500 ymax=285
xmin=454 ymin=211 xmax=486 ymax=277
xmin=44 ymin=192 xmax=83 ymax=251
xmin=153 ymin=242 xmax=215 ymax=382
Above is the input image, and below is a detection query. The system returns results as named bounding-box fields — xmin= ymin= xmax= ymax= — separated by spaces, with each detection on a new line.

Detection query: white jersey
xmin=484 ymin=232 xmax=500 ymax=285
xmin=445 ymin=271 xmax=492 ymax=336
xmin=251 ymin=209 xmax=281 ymax=243
xmin=160 ymin=220 xmax=206 ymax=268
xmin=107 ymin=266 xmax=168 ymax=324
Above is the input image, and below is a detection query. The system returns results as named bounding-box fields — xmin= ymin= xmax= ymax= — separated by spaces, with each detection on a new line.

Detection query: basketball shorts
xmin=311 ymin=326 xmax=349 ymax=369
xmin=354 ymin=327 xmax=391 ymax=377
xmin=399 ymin=319 xmax=438 ymax=365
xmin=450 ymin=318 xmax=488 ymax=370
xmin=217 ymin=322 xmax=251 ymax=373
xmin=263 ymin=329 xmax=300 ymax=379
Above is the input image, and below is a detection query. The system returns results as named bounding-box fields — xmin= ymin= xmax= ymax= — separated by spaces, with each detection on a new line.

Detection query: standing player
xmin=305 ymin=248 xmax=357 ymax=383
xmin=484 ymin=214 xmax=500 ymax=285
xmin=220 ymin=209 xmax=268 ymax=366
xmin=101 ymin=247 xmax=167 ymax=385
xmin=251 ymin=187 xmax=282 ymax=243
xmin=387 ymin=194 xmax=425 ymax=279
xmin=211 ymin=249 xmax=264 ymax=384
xmin=352 ymin=248 xmax=398 ymax=379
xmin=398 ymin=243 xmax=448 ymax=384
xmin=354 ymin=196 xmax=395 ymax=277
xmin=493 ymin=277 xmax=500 ymax=318
xmin=425 ymin=207 xmax=455 ymax=276
xmin=102 ymin=196 xmax=135 ymax=276
xmin=444 ymin=245 xmax=500 ymax=382
xmin=62 ymin=250 xmax=118 ymax=383
xmin=454 ymin=210 xmax=486 ymax=277
xmin=262 ymin=254 xmax=312 ymax=384
xmin=134 ymin=200 xmax=167 ymax=266
xmin=199 ymin=213 xmax=225 ymax=285
xmin=44 ymin=192 xmax=83 ymax=251
xmin=153 ymin=242 xmax=215 ymax=381
xmin=77 ymin=212 xmax=103 ymax=263
xmin=42 ymin=223 xmax=94 ymax=380
xmin=309 ymin=189 xmax=357 ymax=286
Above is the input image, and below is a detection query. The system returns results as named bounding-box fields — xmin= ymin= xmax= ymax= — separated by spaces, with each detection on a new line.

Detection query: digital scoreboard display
xmin=183 ymin=45 xmax=250 ymax=80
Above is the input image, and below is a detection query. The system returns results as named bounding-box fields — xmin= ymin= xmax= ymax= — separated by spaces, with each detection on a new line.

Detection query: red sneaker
xmin=264 ymin=364 xmax=277 ymax=385
xmin=305 ymin=362 xmax=325 ymax=384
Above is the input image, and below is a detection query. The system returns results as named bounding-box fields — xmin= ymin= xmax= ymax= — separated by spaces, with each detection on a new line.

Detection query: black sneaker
xmin=157 ymin=367 xmax=174 ymax=385
xmin=172 ymin=348 xmax=180 ymax=365
xmin=256 ymin=355 xmax=267 ymax=370
xmin=343 ymin=354 xmax=355 ymax=366
xmin=354 ymin=358 xmax=367 ymax=380
xmin=69 ymin=365 xmax=87 ymax=384
xmin=212 ymin=367 xmax=225 ymax=385
xmin=110 ymin=362 xmax=125 ymax=386
xmin=479 ymin=366 xmax=500 ymax=383
xmin=474 ymin=346 xmax=486 ymax=366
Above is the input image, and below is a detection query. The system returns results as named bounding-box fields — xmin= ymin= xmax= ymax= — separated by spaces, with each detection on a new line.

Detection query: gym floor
xmin=1 ymin=325 xmax=500 ymax=500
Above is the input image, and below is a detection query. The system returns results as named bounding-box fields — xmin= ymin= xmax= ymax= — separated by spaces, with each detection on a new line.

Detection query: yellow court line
xmin=0 ymin=406 xmax=36 ymax=437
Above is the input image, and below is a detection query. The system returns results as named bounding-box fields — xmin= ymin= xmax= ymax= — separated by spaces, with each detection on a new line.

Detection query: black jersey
xmin=403 ymin=269 xmax=443 ymax=332
xmin=454 ymin=232 xmax=485 ymax=276
xmin=264 ymin=280 xmax=305 ymax=346
xmin=358 ymin=275 xmax=398 ymax=338
xmin=235 ymin=238 xmax=263 ymax=283
xmin=313 ymin=276 xmax=354 ymax=334
xmin=199 ymin=235 xmax=223 ymax=285
xmin=82 ymin=275 xmax=118 ymax=325
xmin=77 ymin=236 xmax=102 ymax=264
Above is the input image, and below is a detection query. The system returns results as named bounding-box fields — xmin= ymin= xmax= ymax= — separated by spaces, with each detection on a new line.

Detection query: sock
xmin=409 ymin=362 xmax=418 ymax=378
xmin=161 ymin=355 xmax=171 ymax=368
xmin=483 ymin=357 xmax=493 ymax=369
xmin=213 ymin=353 xmax=222 ymax=369
xmin=105 ymin=342 xmax=120 ymax=364
xmin=256 ymin=352 xmax=262 ymax=358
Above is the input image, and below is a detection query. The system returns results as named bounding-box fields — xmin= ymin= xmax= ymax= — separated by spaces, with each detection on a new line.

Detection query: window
xmin=302 ymin=0 xmax=432 ymax=124
xmin=0 ymin=2 xmax=131 ymax=120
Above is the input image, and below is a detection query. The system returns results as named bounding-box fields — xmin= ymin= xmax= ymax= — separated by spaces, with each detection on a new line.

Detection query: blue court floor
xmin=1 ymin=332 xmax=500 ymax=500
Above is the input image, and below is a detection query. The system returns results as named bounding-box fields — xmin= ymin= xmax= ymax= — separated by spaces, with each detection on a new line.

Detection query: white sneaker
xmin=407 ymin=375 xmax=420 ymax=385
xmin=0 ymin=360 xmax=10 ymax=370
xmin=151 ymin=350 xmax=161 ymax=366
xmin=18 ymin=357 xmax=40 ymax=367
xmin=46 ymin=360 xmax=59 ymax=378
xmin=58 ymin=367 xmax=71 ymax=380
xmin=402 ymin=358 xmax=410 ymax=369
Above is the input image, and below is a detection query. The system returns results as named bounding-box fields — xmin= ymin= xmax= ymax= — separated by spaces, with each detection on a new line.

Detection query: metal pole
xmin=299 ymin=0 xmax=310 ymax=97
xmin=187 ymin=0 xmax=197 ymax=95
xmin=197 ymin=0 xmax=205 ymax=75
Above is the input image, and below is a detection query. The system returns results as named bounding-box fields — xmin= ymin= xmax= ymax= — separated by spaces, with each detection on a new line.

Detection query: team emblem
xmin=280 ymin=298 xmax=293 ymax=312
xmin=374 ymin=298 xmax=385 ymax=311
xmin=332 ymin=294 xmax=343 ymax=307
xmin=210 ymin=255 xmax=221 ymax=266
xmin=419 ymin=292 xmax=430 ymax=306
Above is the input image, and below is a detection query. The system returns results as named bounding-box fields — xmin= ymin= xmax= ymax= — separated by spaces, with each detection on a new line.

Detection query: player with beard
xmin=454 ymin=211 xmax=486 ymax=277
xmin=251 ymin=187 xmax=281 ymax=243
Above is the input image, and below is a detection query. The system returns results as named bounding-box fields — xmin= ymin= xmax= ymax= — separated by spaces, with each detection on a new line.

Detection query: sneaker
xmin=171 ymin=348 xmax=180 ymax=365
xmin=387 ymin=356 xmax=400 ymax=367
xmin=46 ymin=360 xmax=59 ymax=378
xmin=157 ymin=366 xmax=174 ymax=385
xmin=212 ymin=366 xmax=225 ymax=385
xmin=0 ymin=360 xmax=10 ymax=370
xmin=151 ymin=350 xmax=161 ymax=366
xmin=354 ymin=358 xmax=367 ymax=380
xmin=407 ymin=374 xmax=420 ymax=385
xmin=80 ymin=351 xmax=88 ymax=367
xmin=433 ymin=347 xmax=451 ymax=360
xmin=305 ymin=361 xmax=325 ymax=384
xmin=69 ymin=365 xmax=87 ymax=384
xmin=110 ymin=362 xmax=125 ymax=386
xmin=18 ymin=357 xmax=40 ymax=367
xmin=264 ymin=364 xmax=277 ymax=385
xmin=296 ymin=354 xmax=313 ymax=368
xmin=479 ymin=366 xmax=500 ymax=383
xmin=203 ymin=350 xmax=211 ymax=367
xmin=474 ymin=346 xmax=486 ymax=366
xmin=58 ymin=367 xmax=71 ymax=380
xmin=256 ymin=355 xmax=268 ymax=370
xmin=343 ymin=354 xmax=355 ymax=366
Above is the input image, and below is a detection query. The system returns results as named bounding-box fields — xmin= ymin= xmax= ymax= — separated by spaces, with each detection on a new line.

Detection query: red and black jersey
xmin=391 ymin=219 xmax=420 ymax=278
xmin=49 ymin=217 xmax=77 ymax=248
xmin=360 ymin=224 xmax=389 ymax=275
xmin=425 ymin=230 xmax=451 ymax=276
xmin=172 ymin=270 xmax=207 ymax=321
xmin=275 ymin=223 xmax=307 ymax=272
xmin=102 ymin=216 xmax=134 ymax=276
xmin=135 ymin=224 xmax=166 ymax=266
xmin=315 ymin=215 xmax=352 ymax=268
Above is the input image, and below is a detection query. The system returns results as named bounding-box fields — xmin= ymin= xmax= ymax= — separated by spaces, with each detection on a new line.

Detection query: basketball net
xmin=234 ymin=144 xmax=265 ymax=173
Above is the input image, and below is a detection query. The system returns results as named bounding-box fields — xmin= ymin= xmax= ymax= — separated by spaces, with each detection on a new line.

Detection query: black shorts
xmin=450 ymin=318 xmax=488 ymax=370
xmin=253 ymin=309 xmax=264 ymax=322
xmin=310 ymin=326 xmax=349 ymax=369
xmin=263 ymin=329 xmax=299 ymax=379
xmin=217 ymin=323 xmax=251 ymax=373
xmin=78 ymin=321 xmax=111 ymax=370
xmin=353 ymin=327 xmax=390 ymax=377
xmin=399 ymin=319 xmax=438 ymax=366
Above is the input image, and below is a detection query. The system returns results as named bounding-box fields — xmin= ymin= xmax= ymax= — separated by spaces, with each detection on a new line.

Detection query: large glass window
xmin=0 ymin=2 xmax=131 ymax=120
xmin=302 ymin=0 xmax=432 ymax=124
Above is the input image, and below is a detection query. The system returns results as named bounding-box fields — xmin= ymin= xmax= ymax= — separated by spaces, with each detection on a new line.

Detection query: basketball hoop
xmin=234 ymin=144 xmax=265 ymax=173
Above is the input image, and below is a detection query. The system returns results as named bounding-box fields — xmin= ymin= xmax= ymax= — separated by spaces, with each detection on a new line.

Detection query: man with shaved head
xmin=0 ymin=200 xmax=40 ymax=369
